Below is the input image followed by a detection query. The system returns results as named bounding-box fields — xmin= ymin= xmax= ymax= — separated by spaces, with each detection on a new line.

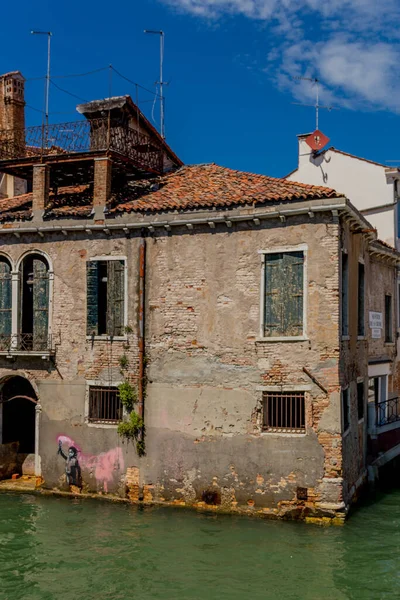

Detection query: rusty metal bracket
xmin=302 ymin=367 xmax=328 ymax=395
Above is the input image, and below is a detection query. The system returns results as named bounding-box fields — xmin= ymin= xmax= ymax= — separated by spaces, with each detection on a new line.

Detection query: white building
xmin=287 ymin=134 xmax=400 ymax=249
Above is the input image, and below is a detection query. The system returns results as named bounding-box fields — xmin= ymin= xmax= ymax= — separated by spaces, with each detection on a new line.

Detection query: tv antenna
xmin=31 ymin=30 xmax=52 ymax=129
xmin=292 ymin=76 xmax=338 ymax=131
xmin=144 ymin=29 xmax=167 ymax=139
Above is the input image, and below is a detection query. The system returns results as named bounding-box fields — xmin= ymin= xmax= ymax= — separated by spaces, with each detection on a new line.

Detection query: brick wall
xmin=93 ymin=158 xmax=112 ymax=206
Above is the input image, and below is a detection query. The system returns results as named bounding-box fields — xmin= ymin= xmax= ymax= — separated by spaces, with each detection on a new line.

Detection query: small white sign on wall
xmin=369 ymin=312 xmax=383 ymax=329
xmin=371 ymin=328 xmax=382 ymax=339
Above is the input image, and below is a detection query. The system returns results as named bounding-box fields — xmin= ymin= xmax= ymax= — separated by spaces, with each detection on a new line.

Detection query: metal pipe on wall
xmin=137 ymin=238 xmax=146 ymax=420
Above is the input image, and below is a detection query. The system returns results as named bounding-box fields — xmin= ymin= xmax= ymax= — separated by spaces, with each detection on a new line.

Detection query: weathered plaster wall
xmin=0 ymin=233 xmax=141 ymax=493
xmin=142 ymin=215 xmax=343 ymax=509
xmin=0 ymin=214 xmax=347 ymax=512
xmin=339 ymin=221 xmax=368 ymax=502
xmin=339 ymin=220 xmax=399 ymax=503
xmin=368 ymin=257 xmax=397 ymax=363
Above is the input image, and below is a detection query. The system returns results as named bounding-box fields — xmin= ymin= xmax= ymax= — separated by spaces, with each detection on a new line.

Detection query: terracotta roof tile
xmin=110 ymin=163 xmax=341 ymax=214
xmin=0 ymin=193 xmax=33 ymax=221
xmin=0 ymin=163 xmax=341 ymax=222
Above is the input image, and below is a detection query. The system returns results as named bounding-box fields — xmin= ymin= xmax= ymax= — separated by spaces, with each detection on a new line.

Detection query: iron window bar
xmin=88 ymin=386 xmax=123 ymax=424
xmin=262 ymin=391 xmax=305 ymax=433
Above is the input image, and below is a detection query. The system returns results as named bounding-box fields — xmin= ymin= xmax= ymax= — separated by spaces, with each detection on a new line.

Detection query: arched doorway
xmin=1 ymin=376 xmax=37 ymax=454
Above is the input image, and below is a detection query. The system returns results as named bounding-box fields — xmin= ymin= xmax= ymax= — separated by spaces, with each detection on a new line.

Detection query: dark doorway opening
xmin=2 ymin=376 xmax=37 ymax=454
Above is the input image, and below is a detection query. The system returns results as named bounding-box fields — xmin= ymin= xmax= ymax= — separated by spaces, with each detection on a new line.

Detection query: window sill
xmin=341 ymin=336 xmax=350 ymax=341
xmin=357 ymin=336 xmax=366 ymax=341
xmin=0 ymin=350 xmax=54 ymax=358
xmin=384 ymin=341 xmax=395 ymax=346
xmin=256 ymin=336 xmax=309 ymax=343
xmin=86 ymin=336 xmax=128 ymax=342
xmin=260 ymin=431 xmax=307 ymax=437
xmin=87 ymin=422 xmax=120 ymax=429
xmin=343 ymin=427 xmax=351 ymax=438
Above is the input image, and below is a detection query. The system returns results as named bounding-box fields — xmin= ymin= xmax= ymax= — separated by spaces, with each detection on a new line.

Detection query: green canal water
xmin=0 ymin=491 xmax=399 ymax=600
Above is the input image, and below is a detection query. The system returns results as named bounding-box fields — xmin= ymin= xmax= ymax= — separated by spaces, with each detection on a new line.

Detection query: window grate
xmin=88 ymin=386 xmax=122 ymax=423
xmin=262 ymin=392 xmax=305 ymax=433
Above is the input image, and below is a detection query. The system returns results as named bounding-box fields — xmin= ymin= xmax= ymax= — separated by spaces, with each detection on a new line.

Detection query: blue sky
xmin=1 ymin=0 xmax=399 ymax=177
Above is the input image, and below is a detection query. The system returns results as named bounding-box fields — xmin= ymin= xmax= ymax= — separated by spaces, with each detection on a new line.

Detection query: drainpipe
xmin=138 ymin=238 xmax=146 ymax=421
xmin=34 ymin=403 xmax=42 ymax=477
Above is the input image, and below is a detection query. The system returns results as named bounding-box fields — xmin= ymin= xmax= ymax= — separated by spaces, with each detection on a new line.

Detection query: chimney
xmin=0 ymin=71 xmax=25 ymax=132
xmin=297 ymin=133 xmax=313 ymax=169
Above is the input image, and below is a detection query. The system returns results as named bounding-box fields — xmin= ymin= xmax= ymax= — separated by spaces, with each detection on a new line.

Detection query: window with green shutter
xmin=341 ymin=252 xmax=349 ymax=336
xmin=264 ymin=251 xmax=304 ymax=337
xmin=32 ymin=258 xmax=49 ymax=349
xmin=86 ymin=259 xmax=125 ymax=337
xmin=19 ymin=254 xmax=50 ymax=351
xmin=0 ymin=258 xmax=12 ymax=348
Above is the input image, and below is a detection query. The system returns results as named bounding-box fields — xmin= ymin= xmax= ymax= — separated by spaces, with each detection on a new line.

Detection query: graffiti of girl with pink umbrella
xmin=57 ymin=439 xmax=82 ymax=489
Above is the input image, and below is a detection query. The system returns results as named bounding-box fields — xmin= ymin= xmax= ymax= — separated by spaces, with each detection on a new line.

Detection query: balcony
xmin=0 ymin=118 xmax=163 ymax=176
xmin=368 ymin=397 xmax=400 ymax=463
xmin=376 ymin=397 xmax=400 ymax=427
xmin=0 ymin=333 xmax=55 ymax=358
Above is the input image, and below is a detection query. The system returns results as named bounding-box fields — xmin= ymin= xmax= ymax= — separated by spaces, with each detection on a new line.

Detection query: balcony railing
xmin=0 ymin=333 xmax=54 ymax=355
xmin=0 ymin=118 xmax=163 ymax=173
xmin=376 ymin=397 xmax=400 ymax=427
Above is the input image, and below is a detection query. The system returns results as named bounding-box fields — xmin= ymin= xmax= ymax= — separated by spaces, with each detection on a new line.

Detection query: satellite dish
xmin=305 ymin=129 xmax=330 ymax=152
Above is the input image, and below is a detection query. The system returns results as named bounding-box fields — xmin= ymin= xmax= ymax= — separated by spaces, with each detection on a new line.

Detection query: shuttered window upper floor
xmin=86 ymin=258 xmax=126 ymax=338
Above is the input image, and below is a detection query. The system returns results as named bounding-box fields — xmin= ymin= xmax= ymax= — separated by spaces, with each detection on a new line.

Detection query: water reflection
xmin=0 ymin=492 xmax=399 ymax=599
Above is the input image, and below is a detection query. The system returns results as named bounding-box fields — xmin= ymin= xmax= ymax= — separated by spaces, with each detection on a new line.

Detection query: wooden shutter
xmin=0 ymin=260 xmax=12 ymax=346
xmin=264 ymin=253 xmax=284 ymax=336
xmin=283 ymin=252 xmax=304 ymax=336
xmin=33 ymin=258 xmax=49 ymax=349
xmin=341 ymin=253 xmax=349 ymax=336
xmin=87 ymin=261 xmax=99 ymax=336
xmin=264 ymin=251 xmax=304 ymax=337
xmin=107 ymin=260 xmax=125 ymax=336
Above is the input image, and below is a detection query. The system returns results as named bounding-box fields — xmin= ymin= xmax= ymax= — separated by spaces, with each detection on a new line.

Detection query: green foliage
xmin=118 ymin=381 xmax=137 ymax=411
xmin=119 ymin=354 xmax=129 ymax=370
xmin=124 ymin=325 xmax=133 ymax=334
xmin=136 ymin=439 xmax=146 ymax=457
xmin=117 ymin=411 xmax=144 ymax=442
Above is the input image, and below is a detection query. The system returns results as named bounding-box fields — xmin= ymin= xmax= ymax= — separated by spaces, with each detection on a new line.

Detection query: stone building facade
xmin=0 ymin=70 xmax=399 ymax=520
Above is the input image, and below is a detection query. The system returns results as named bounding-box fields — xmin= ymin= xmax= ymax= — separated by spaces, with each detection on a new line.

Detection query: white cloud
xmin=161 ymin=0 xmax=400 ymax=112
xmin=278 ymin=37 xmax=400 ymax=112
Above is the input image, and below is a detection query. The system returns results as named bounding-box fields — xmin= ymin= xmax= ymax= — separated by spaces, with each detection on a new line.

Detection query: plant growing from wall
xmin=117 ymin=380 xmax=145 ymax=456
xmin=118 ymin=380 xmax=137 ymax=412
xmin=119 ymin=353 xmax=129 ymax=371
xmin=118 ymin=410 xmax=144 ymax=442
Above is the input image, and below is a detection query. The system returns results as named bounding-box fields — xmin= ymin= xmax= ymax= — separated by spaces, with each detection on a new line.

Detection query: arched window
xmin=0 ymin=256 xmax=12 ymax=349
xmin=19 ymin=253 xmax=50 ymax=351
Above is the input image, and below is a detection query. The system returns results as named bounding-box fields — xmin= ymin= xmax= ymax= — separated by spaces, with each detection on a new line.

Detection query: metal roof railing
xmin=0 ymin=118 xmax=163 ymax=174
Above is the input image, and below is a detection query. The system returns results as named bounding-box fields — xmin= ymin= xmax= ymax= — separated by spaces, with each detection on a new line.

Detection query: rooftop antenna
xmin=292 ymin=76 xmax=338 ymax=131
xmin=31 ymin=31 xmax=52 ymax=130
xmin=144 ymin=29 xmax=166 ymax=139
